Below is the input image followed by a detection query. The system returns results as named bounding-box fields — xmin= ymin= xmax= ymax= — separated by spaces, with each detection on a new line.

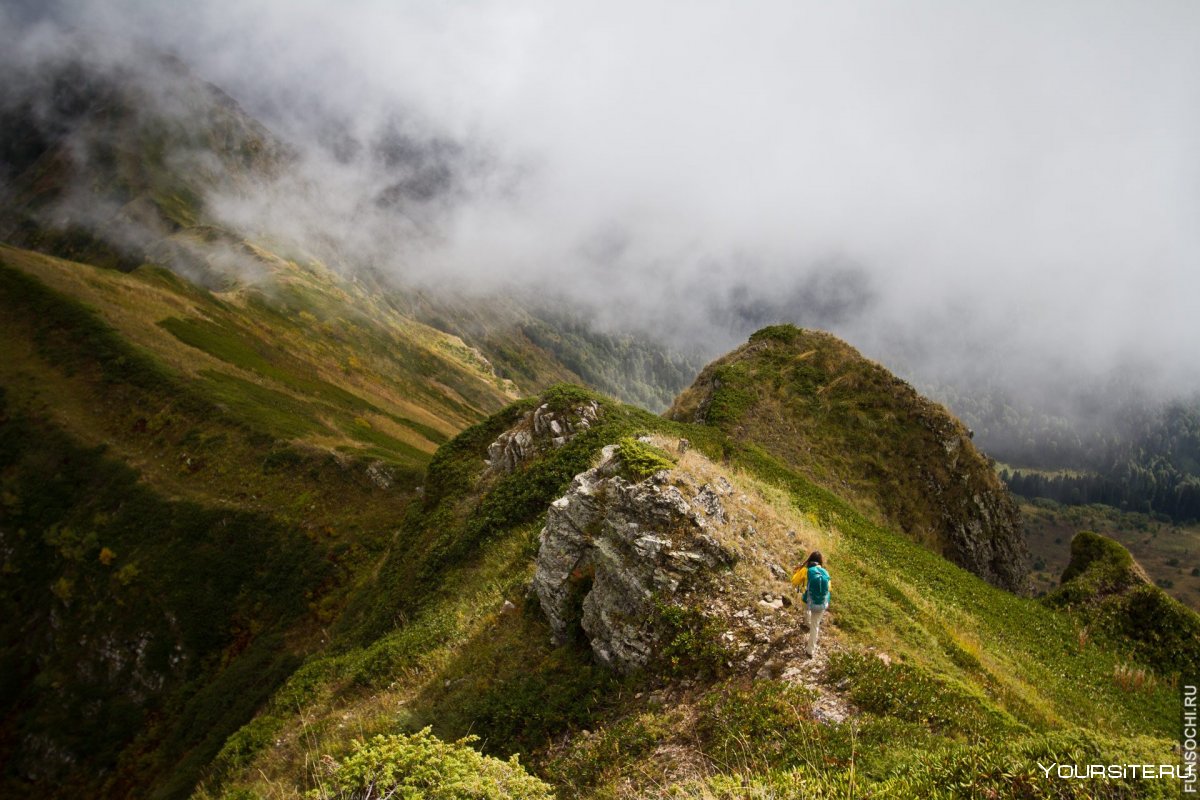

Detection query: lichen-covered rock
xmin=365 ymin=461 xmax=394 ymax=490
xmin=485 ymin=400 xmax=600 ymax=475
xmin=533 ymin=445 xmax=736 ymax=672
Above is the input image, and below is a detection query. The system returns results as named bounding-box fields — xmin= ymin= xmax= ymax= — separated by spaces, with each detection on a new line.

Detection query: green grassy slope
xmin=0 ymin=241 xmax=540 ymax=798
xmin=0 ymin=230 xmax=698 ymax=798
xmin=0 ymin=243 xmax=519 ymax=465
xmin=200 ymin=379 xmax=1194 ymax=800
xmin=667 ymin=324 xmax=1029 ymax=592
xmin=0 ymin=389 xmax=326 ymax=798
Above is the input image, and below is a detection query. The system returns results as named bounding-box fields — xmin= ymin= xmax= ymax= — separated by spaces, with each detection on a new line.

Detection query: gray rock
xmin=533 ymin=447 xmax=736 ymax=673
xmin=693 ymin=484 xmax=728 ymax=522
xmin=365 ymin=461 xmax=394 ymax=490
xmin=485 ymin=401 xmax=601 ymax=476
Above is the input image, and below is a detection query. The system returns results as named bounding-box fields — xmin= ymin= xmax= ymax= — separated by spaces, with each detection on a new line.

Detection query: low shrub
xmin=824 ymin=652 xmax=1013 ymax=739
xmin=315 ymin=728 xmax=553 ymax=800
xmin=616 ymin=436 xmax=676 ymax=480
xmin=654 ymin=603 xmax=730 ymax=680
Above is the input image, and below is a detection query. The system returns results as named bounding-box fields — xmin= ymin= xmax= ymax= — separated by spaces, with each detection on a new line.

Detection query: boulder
xmin=533 ymin=445 xmax=736 ymax=672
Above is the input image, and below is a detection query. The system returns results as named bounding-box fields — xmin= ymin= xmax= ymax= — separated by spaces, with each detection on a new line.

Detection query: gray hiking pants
xmin=806 ymin=603 xmax=828 ymax=655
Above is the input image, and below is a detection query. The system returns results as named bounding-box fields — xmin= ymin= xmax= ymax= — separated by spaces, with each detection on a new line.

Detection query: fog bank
xmin=6 ymin=1 xmax=1200 ymax=416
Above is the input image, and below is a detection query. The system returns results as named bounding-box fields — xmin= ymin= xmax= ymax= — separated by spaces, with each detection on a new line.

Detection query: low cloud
xmin=5 ymin=1 xmax=1200 ymax=416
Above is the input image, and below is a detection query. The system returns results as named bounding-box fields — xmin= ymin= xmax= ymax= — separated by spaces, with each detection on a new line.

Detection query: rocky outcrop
xmin=938 ymin=483 xmax=1027 ymax=593
xmin=533 ymin=444 xmax=736 ymax=672
xmin=485 ymin=400 xmax=600 ymax=475
xmin=916 ymin=416 xmax=1029 ymax=593
xmin=365 ymin=460 xmax=395 ymax=490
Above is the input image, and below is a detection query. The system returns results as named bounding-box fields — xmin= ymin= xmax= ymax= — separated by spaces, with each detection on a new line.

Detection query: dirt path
xmin=754 ymin=624 xmax=858 ymax=724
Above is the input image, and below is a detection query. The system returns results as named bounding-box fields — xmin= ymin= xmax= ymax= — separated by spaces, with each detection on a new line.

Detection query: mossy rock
xmin=1058 ymin=530 xmax=1142 ymax=587
xmin=1048 ymin=532 xmax=1200 ymax=674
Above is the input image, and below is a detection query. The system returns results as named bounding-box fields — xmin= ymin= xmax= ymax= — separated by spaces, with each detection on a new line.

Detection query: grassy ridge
xmin=201 ymin=383 xmax=1189 ymax=799
xmin=3 ymin=250 xmax=1187 ymax=797
xmin=667 ymin=324 xmax=1028 ymax=590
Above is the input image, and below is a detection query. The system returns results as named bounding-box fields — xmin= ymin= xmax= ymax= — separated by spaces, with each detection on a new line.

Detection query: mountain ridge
xmin=667 ymin=324 xmax=1030 ymax=592
xmin=193 ymin=376 xmax=1192 ymax=799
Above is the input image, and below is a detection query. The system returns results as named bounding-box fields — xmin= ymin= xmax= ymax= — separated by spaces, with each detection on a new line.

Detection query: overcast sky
xmin=9 ymin=0 xmax=1200 ymax=408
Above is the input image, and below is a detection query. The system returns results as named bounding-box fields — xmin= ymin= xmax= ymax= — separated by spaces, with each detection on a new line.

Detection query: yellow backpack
xmin=791 ymin=567 xmax=807 ymax=592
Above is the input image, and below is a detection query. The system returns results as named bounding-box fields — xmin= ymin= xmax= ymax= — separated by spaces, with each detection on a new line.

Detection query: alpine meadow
xmin=2 ymin=3 xmax=1199 ymax=799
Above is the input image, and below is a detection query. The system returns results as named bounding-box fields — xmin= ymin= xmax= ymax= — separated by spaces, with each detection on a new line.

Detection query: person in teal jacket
xmin=793 ymin=550 xmax=830 ymax=657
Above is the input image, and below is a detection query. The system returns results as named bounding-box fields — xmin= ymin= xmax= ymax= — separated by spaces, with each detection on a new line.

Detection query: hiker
xmin=792 ymin=550 xmax=831 ymax=657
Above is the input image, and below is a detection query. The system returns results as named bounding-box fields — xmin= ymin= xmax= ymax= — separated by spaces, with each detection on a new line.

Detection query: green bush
xmin=685 ymin=729 xmax=1174 ymax=800
xmin=616 ymin=436 xmax=676 ymax=480
xmin=696 ymin=680 xmax=817 ymax=768
xmin=212 ymin=715 xmax=283 ymax=773
xmin=654 ymin=603 xmax=729 ymax=679
xmin=748 ymin=324 xmax=804 ymax=345
xmin=433 ymin=646 xmax=616 ymax=755
xmin=349 ymin=610 xmax=460 ymax=689
xmin=542 ymin=712 xmax=672 ymax=791
xmin=1058 ymin=531 xmax=1135 ymax=587
xmin=317 ymin=728 xmax=553 ymax=800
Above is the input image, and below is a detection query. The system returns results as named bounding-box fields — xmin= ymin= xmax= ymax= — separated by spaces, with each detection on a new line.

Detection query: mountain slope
xmin=0 ymin=229 xmax=570 ymax=797
xmin=197 ymin=380 xmax=1189 ymax=799
xmin=0 ymin=41 xmax=290 ymax=278
xmin=0 ymin=44 xmax=695 ymax=414
xmin=667 ymin=324 xmax=1029 ymax=591
xmin=0 ymin=50 xmax=703 ymax=798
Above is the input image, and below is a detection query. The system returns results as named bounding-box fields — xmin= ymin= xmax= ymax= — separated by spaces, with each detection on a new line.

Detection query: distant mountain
xmin=0 ymin=41 xmax=290 ymax=275
xmin=1000 ymin=403 xmax=1200 ymax=525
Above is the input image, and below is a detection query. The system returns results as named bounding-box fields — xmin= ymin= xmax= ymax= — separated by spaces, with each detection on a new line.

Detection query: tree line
xmin=999 ymin=404 xmax=1200 ymax=524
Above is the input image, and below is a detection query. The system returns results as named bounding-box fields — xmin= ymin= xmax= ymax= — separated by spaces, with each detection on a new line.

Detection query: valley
xmin=1023 ymin=499 xmax=1200 ymax=609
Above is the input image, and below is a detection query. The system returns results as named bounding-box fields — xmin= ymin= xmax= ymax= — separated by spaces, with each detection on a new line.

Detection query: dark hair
xmin=805 ymin=550 xmax=824 ymax=567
